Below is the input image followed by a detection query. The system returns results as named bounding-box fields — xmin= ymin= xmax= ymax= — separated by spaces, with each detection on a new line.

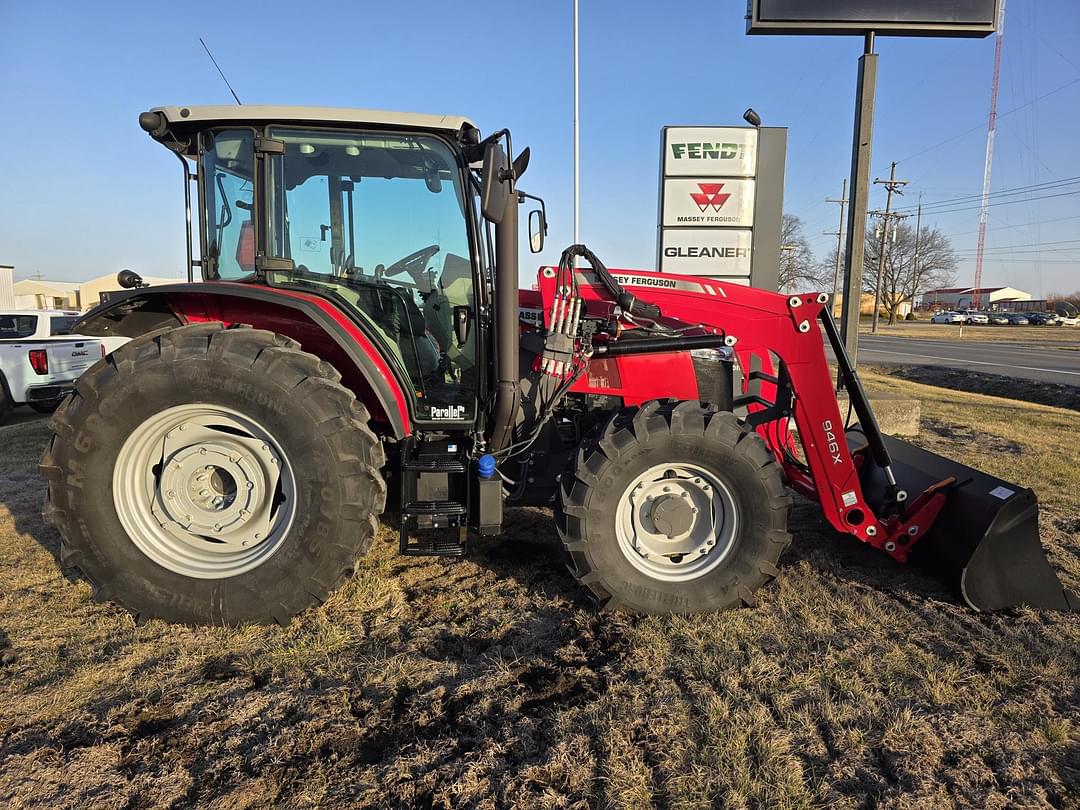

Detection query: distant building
xmin=919 ymin=286 xmax=1031 ymax=311
xmin=831 ymin=292 xmax=912 ymax=318
xmin=9 ymin=273 xmax=185 ymax=312
xmin=0 ymin=265 xmax=14 ymax=309
xmin=77 ymin=273 xmax=185 ymax=311
xmin=13 ymin=279 xmax=80 ymax=310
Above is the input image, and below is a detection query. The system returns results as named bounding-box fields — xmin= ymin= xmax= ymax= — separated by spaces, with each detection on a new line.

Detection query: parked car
xmin=0 ymin=310 xmax=109 ymax=423
xmin=931 ymin=311 xmax=965 ymax=324
xmin=1006 ymin=314 xmax=1029 ymax=325
xmin=962 ymin=310 xmax=989 ymax=324
xmin=1026 ymin=312 xmax=1057 ymax=326
xmin=988 ymin=313 xmax=1011 ymax=325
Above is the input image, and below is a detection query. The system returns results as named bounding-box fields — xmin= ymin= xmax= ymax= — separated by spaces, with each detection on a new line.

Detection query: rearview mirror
xmin=480 ymin=141 xmax=510 ymax=224
xmin=528 ymin=208 xmax=546 ymax=253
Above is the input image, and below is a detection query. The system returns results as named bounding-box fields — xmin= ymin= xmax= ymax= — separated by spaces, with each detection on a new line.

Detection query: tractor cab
xmin=138 ymin=105 xmax=539 ymax=432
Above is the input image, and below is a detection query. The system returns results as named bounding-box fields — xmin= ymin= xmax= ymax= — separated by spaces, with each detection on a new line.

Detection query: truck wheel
xmin=40 ymin=323 xmax=386 ymax=625
xmin=557 ymin=401 xmax=791 ymax=614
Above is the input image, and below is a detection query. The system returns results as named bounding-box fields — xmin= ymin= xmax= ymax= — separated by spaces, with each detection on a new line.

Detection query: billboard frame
xmin=745 ymin=0 xmax=1000 ymax=38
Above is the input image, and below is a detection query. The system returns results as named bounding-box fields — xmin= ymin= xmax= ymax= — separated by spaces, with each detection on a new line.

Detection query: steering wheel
xmin=384 ymin=244 xmax=441 ymax=280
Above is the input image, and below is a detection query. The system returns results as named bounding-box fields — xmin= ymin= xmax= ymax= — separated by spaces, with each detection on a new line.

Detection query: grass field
xmin=860 ymin=320 xmax=1080 ymax=347
xmin=1 ymin=373 xmax=1078 ymax=808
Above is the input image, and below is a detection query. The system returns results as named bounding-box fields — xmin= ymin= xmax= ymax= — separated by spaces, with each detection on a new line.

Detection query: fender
xmin=76 ymin=282 xmax=411 ymax=438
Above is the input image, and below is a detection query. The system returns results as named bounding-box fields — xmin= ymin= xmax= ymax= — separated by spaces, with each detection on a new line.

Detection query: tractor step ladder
xmin=399 ymin=442 xmax=469 ymax=557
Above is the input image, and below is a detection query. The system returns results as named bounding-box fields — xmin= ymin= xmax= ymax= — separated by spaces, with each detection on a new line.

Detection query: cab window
xmin=200 ymin=129 xmax=255 ymax=281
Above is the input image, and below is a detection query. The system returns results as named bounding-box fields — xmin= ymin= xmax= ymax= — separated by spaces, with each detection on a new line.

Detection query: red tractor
xmin=42 ymin=105 xmax=1076 ymax=624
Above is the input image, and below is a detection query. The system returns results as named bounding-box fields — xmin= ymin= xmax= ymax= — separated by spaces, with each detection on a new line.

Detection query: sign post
xmin=657 ymin=125 xmax=786 ymax=290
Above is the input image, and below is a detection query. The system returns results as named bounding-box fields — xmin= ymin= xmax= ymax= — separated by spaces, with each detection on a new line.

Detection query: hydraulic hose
xmin=558 ymin=244 xmax=662 ymax=319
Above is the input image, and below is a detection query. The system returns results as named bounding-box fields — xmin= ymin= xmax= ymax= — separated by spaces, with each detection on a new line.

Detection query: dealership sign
xmin=661 ymin=229 xmax=753 ymax=279
xmin=663 ymin=127 xmax=757 ymax=177
xmin=658 ymin=125 xmax=783 ymax=289
xmin=662 ymin=178 xmax=755 ymax=228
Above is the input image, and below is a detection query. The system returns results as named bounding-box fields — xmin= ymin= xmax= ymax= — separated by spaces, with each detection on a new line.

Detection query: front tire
xmin=557 ymin=401 xmax=791 ymax=614
xmin=40 ymin=323 xmax=386 ymax=625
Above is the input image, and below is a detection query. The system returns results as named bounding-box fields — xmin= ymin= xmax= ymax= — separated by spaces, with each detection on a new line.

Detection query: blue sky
xmin=1 ymin=1 xmax=1078 ymax=296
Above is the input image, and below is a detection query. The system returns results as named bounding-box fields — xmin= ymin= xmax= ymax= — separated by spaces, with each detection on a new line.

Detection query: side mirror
xmin=480 ymin=141 xmax=510 ymax=224
xmin=117 ymin=269 xmax=145 ymax=289
xmin=528 ymin=208 xmax=546 ymax=253
xmin=453 ymin=305 xmax=472 ymax=347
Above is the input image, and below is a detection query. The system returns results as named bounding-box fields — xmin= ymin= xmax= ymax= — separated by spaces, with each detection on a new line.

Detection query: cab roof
xmin=152 ymin=105 xmax=475 ymax=135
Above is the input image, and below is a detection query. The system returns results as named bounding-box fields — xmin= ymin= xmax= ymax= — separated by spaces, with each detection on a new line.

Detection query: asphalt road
xmin=852 ymin=334 xmax=1080 ymax=385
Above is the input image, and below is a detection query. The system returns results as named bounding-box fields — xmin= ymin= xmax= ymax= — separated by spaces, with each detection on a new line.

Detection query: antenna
xmin=199 ymin=37 xmax=242 ymax=105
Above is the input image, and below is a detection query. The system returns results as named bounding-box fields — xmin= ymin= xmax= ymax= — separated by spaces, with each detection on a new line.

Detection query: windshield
xmin=266 ymin=128 xmax=477 ymax=422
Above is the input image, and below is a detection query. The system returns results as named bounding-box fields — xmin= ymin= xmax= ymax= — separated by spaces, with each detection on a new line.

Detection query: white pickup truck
xmin=0 ymin=310 xmax=110 ymax=423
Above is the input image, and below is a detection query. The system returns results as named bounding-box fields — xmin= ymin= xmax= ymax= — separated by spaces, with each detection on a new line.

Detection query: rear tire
xmin=557 ymin=401 xmax=791 ymax=614
xmin=40 ymin=323 xmax=386 ymax=625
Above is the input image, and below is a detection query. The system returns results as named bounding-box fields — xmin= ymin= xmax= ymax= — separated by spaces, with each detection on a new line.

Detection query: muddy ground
xmin=1 ymin=371 xmax=1078 ymax=809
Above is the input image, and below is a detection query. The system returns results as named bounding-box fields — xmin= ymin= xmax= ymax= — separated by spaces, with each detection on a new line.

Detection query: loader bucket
xmin=849 ymin=428 xmax=1078 ymax=612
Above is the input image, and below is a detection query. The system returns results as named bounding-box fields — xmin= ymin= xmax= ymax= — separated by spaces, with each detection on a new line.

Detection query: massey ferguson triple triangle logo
xmin=690 ymin=182 xmax=731 ymax=213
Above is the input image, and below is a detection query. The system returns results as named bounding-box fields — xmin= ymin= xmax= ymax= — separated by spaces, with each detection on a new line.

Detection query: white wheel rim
xmin=614 ymin=461 xmax=739 ymax=582
xmin=113 ymin=403 xmax=297 ymax=579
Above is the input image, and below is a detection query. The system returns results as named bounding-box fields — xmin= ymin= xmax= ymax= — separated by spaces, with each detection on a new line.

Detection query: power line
xmin=884 ymin=74 xmax=1080 ymax=169
xmin=902 ymin=189 xmax=1080 ymax=218
xmin=891 ymin=175 xmax=1080 ymax=213
xmin=941 ymin=213 xmax=1080 ymax=237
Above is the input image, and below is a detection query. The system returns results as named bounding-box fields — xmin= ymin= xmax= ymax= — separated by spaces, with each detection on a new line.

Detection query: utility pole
xmin=871 ymin=161 xmax=907 ymax=333
xmin=910 ymin=195 xmax=922 ymax=323
xmin=825 ymin=178 xmax=848 ymax=318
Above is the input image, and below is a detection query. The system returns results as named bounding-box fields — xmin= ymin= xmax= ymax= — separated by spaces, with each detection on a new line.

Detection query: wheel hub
xmin=616 ymin=463 xmax=739 ymax=582
xmin=151 ymin=423 xmax=281 ymax=549
xmin=113 ymin=404 xmax=296 ymax=579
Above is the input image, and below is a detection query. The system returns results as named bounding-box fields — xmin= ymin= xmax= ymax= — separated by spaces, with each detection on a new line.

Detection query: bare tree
xmin=778 ymin=214 xmax=821 ymax=292
xmin=863 ymin=222 xmax=957 ymax=324
xmin=1048 ymin=291 xmax=1080 ymax=314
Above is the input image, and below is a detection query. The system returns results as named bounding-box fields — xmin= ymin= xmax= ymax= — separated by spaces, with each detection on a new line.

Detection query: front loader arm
xmin=536 ymin=267 xmax=945 ymax=562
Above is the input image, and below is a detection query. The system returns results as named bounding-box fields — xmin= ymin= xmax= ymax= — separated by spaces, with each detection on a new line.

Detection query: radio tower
xmin=973 ymin=0 xmax=1006 ymax=309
